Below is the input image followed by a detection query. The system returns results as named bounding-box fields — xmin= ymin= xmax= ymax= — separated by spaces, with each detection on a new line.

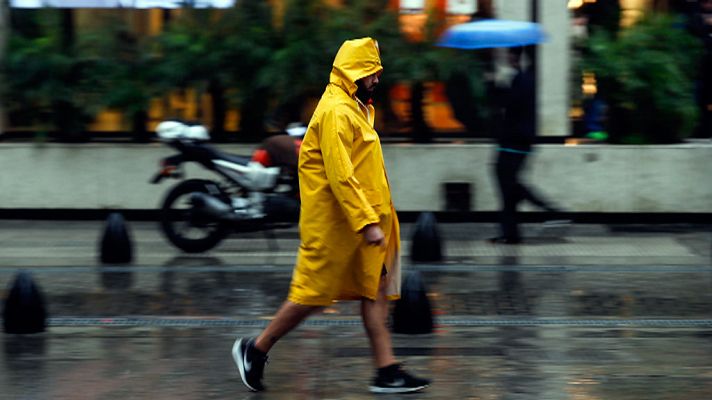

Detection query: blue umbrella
xmin=437 ymin=19 xmax=548 ymax=50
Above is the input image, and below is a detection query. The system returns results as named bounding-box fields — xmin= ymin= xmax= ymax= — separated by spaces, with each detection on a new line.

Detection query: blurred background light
xmin=9 ymin=0 xmax=235 ymax=8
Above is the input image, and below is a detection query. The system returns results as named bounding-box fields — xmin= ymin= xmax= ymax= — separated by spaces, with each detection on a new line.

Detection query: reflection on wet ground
xmin=0 ymin=221 xmax=710 ymax=399
xmin=1 ymin=263 xmax=710 ymax=399
xmin=5 ymin=267 xmax=708 ymax=320
xmin=1 ymin=325 xmax=711 ymax=399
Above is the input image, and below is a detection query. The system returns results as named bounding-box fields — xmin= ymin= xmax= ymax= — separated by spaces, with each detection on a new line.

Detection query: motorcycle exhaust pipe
xmin=190 ymin=192 xmax=233 ymax=220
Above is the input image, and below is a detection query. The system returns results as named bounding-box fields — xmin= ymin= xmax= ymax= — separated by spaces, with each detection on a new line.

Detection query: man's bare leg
xmin=361 ymin=276 xmax=397 ymax=368
xmin=255 ymin=300 xmax=321 ymax=353
xmin=233 ymin=300 xmax=320 ymax=392
xmin=363 ymin=273 xmax=432 ymax=393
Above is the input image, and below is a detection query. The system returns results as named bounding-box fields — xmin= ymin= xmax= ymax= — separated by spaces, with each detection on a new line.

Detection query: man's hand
xmin=362 ymin=224 xmax=385 ymax=247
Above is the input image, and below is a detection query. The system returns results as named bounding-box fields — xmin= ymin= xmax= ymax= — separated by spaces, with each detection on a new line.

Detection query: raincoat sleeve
xmin=320 ymin=106 xmax=380 ymax=233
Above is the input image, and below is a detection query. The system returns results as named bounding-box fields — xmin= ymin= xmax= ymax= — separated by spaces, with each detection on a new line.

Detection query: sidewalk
xmin=0 ymin=220 xmax=709 ymax=267
xmin=1 ymin=221 xmax=711 ymax=399
xmin=0 ymin=220 xmax=709 ymax=320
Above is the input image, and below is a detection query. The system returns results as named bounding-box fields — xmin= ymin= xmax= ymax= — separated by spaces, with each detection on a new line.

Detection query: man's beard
xmin=355 ymin=80 xmax=376 ymax=104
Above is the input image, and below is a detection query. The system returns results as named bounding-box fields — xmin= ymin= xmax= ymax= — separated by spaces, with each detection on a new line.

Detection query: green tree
xmin=155 ymin=8 xmax=238 ymax=141
xmin=155 ymin=2 xmax=276 ymax=141
xmin=263 ymin=0 xmax=334 ymax=131
xmin=80 ymin=15 xmax=162 ymax=142
xmin=2 ymin=10 xmax=103 ymax=142
xmin=584 ymin=14 xmax=701 ymax=143
xmin=221 ymin=0 xmax=276 ymax=140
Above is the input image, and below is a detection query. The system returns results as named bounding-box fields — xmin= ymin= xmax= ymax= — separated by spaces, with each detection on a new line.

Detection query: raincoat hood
xmin=329 ymin=37 xmax=383 ymax=97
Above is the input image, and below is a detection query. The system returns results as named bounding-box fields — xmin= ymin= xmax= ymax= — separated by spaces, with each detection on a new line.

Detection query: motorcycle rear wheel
xmin=160 ymin=179 xmax=229 ymax=253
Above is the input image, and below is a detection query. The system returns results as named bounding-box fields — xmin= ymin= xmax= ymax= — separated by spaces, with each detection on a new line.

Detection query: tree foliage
xmin=2 ymin=2 xmax=487 ymax=141
xmin=583 ymin=14 xmax=702 ymax=143
xmin=78 ymin=14 xmax=162 ymax=140
xmin=2 ymin=10 xmax=104 ymax=140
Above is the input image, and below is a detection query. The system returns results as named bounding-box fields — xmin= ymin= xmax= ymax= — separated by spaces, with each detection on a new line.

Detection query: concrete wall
xmin=1 ymin=143 xmax=710 ymax=212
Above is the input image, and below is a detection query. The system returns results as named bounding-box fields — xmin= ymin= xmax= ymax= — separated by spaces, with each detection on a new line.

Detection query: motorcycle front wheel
xmin=160 ymin=179 xmax=229 ymax=253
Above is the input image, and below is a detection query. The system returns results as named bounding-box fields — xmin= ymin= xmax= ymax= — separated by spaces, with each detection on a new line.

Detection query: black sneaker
xmin=232 ymin=337 xmax=268 ymax=392
xmin=369 ymin=364 xmax=431 ymax=394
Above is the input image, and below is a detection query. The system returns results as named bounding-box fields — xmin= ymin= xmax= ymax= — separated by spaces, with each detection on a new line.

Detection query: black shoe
xmin=487 ymin=236 xmax=522 ymax=245
xmin=232 ymin=337 xmax=268 ymax=392
xmin=369 ymin=364 xmax=431 ymax=394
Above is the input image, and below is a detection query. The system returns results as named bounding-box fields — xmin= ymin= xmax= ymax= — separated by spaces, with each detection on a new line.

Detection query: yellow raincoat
xmin=287 ymin=38 xmax=401 ymax=306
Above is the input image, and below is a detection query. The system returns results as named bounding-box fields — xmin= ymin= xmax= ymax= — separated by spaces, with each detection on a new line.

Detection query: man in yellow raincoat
xmin=232 ymin=37 xmax=430 ymax=394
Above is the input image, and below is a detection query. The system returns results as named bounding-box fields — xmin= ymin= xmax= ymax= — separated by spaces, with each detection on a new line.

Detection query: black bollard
xmin=391 ymin=270 xmax=434 ymax=334
xmin=410 ymin=212 xmax=443 ymax=263
xmin=100 ymin=212 xmax=134 ymax=264
xmin=3 ymin=271 xmax=48 ymax=334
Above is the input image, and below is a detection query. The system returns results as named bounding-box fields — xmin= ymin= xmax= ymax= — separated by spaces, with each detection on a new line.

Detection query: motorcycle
xmin=150 ymin=121 xmax=302 ymax=253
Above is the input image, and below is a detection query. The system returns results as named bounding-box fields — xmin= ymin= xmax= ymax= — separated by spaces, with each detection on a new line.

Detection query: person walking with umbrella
xmin=438 ymin=20 xmax=564 ymax=244
xmin=489 ymin=46 xmax=562 ymax=244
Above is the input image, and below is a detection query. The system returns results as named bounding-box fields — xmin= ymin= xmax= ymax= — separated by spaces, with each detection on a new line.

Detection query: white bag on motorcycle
xmin=213 ymin=160 xmax=280 ymax=191
xmin=156 ymin=121 xmax=210 ymax=141
xmin=245 ymin=162 xmax=280 ymax=190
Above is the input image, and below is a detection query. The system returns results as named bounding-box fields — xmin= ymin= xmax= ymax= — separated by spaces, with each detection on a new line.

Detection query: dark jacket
xmin=497 ymin=67 xmax=536 ymax=153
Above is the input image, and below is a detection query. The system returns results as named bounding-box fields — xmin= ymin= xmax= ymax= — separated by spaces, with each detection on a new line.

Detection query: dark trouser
xmin=494 ymin=151 xmax=555 ymax=240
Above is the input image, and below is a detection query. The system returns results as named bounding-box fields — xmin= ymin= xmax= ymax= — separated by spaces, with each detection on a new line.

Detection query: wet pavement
xmin=1 ymin=220 xmax=711 ymax=399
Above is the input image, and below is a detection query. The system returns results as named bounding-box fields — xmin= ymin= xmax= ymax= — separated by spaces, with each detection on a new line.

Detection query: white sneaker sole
xmin=232 ymin=338 xmax=258 ymax=392
xmin=369 ymin=384 xmax=429 ymax=394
